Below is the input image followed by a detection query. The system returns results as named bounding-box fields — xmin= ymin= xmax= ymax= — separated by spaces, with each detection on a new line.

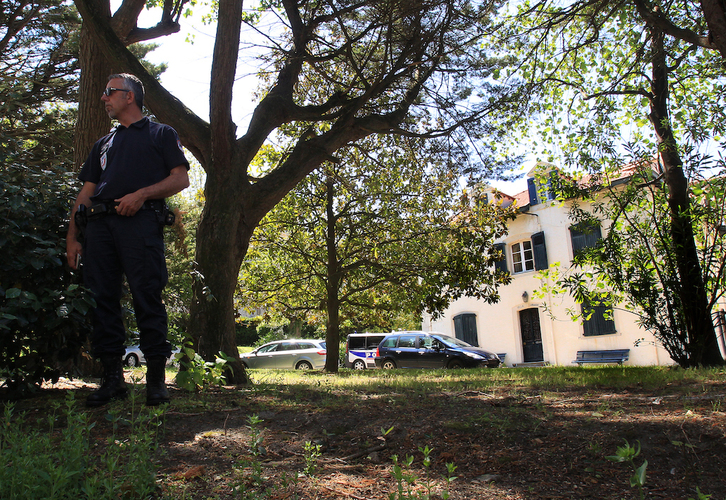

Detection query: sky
xmin=139 ymin=5 xmax=260 ymax=127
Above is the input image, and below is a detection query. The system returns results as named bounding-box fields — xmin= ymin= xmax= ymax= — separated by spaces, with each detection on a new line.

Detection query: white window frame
xmin=511 ymin=240 xmax=535 ymax=274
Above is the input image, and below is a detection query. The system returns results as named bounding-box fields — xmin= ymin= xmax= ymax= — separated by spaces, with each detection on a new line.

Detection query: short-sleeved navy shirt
xmin=79 ymin=117 xmax=189 ymax=201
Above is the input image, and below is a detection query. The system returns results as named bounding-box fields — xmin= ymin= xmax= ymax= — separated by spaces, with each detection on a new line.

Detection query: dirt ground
xmin=7 ymin=372 xmax=726 ymax=500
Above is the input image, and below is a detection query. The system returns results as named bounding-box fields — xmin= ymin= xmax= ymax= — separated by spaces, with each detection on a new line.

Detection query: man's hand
xmin=114 ymin=165 xmax=189 ymax=217
xmin=66 ymin=181 xmax=96 ymax=269
xmin=115 ymin=191 xmax=146 ymax=216
xmin=66 ymin=238 xmax=83 ymax=270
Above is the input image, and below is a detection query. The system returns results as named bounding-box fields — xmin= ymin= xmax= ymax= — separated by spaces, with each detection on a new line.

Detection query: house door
xmin=519 ymin=308 xmax=544 ymax=362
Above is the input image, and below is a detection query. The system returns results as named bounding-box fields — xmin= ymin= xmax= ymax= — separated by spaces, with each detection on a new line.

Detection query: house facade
xmin=425 ymin=167 xmax=680 ymax=366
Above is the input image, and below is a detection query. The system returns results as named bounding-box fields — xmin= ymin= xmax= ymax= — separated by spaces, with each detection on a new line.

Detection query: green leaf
xmin=631 ymin=460 xmax=647 ymax=487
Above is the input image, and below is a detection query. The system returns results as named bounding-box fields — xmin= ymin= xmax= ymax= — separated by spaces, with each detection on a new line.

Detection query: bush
xmin=236 ymin=318 xmax=260 ymax=345
xmin=254 ymin=320 xmax=322 ymax=347
xmin=0 ymin=162 xmax=94 ymax=397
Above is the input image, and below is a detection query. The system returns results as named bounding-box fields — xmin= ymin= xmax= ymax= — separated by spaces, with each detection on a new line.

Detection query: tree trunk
xmin=189 ymin=170 xmax=250 ymax=384
xmin=324 ymin=174 xmax=341 ymax=372
xmin=700 ymin=0 xmax=726 ymax=59
xmin=649 ymin=28 xmax=724 ymax=366
xmin=74 ymin=9 xmax=113 ymax=169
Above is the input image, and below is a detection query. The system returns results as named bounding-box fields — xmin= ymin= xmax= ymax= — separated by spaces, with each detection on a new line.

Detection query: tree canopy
xmin=1 ymin=0 xmax=82 ymax=169
xmin=242 ymin=134 xmax=515 ymax=369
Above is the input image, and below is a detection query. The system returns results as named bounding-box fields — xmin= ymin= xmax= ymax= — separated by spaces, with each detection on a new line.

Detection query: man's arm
xmin=66 ymin=181 xmax=97 ymax=269
xmin=114 ymin=165 xmax=190 ymax=217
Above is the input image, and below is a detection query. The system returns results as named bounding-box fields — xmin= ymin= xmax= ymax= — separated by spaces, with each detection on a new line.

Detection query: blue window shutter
xmin=532 ymin=231 xmax=548 ymax=271
xmin=527 ymin=177 xmax=538 ymax=206
xmin=454 ymin=313 xmax=478 ymax=346
xmin=570 ymin=228 xmax=587 ymax=256
xmin=493 ymin=243 xmax=508 ymax=273
xmin=570 ymin=224 xmax=602 ymax=258
xmin=582 ymin=301 xmax=616 ymax=336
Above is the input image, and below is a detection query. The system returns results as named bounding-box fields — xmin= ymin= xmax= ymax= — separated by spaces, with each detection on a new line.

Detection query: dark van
xmin=374 ymin=331 xmax=501 ymax=369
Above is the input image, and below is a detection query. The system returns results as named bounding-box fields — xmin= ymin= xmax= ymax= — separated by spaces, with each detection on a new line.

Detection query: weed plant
xmin=1 ymin=393 xmax=91 ymax=499
xmin=606 ymin=440 xmax=648 ymax=500
xmin=388 ymin=446 xmax=457 ymax=500
xmin=232 ymin=414 xmax=300 ymax=499
xmin=0 ymin=390 xmax=166 ymax=499
xmin=302 ymin=441 xmax=322 ymax=477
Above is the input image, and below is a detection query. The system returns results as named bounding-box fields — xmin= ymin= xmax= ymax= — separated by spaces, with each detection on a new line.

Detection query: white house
xmin=425 ymin=164 xmax=683 ymax=366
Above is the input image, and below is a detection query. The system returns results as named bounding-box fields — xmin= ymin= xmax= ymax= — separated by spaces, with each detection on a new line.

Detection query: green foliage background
xmin=0 ymin=160 xmax=95 ymax=396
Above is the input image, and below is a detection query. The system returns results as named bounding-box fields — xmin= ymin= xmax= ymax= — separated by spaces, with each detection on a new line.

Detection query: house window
xmin=581 ymin=295 xmax=616 ymax=336
xmin=570 ymin=222 xmax=602 ymax=258
xmin=453 ymin=313 xmax=479 ymax=346
xmin=509 ymin=232 xmax=549 ymax=274
xmin=527 ymin=172 xmax=558 ymax=206
xmin=512 ymin=240 xmax=534 ymax=274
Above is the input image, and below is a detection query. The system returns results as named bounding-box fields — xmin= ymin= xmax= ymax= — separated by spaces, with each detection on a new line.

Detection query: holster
xmin=74 ymin=204 xmax=88 ymax=242
xmin=87 ymin=201 xmax=119 ymax=219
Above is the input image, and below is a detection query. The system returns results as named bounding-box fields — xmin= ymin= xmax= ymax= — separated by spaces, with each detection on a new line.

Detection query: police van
xmin=345 ymin=332 xmax=387 ymax=369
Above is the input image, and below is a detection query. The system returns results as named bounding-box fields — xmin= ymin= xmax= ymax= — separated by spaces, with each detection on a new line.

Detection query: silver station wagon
xmin=240 ymin=339 xmax=327 ymax=370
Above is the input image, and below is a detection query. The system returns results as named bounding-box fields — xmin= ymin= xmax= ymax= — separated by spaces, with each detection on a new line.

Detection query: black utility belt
xmin=87 ymin=200 xmax=165 ymax=219
xmin=80 ymin=199 xmax=175 ymax=226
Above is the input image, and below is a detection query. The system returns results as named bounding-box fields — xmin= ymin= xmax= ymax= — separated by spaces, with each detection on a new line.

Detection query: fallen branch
xmin=339 ymin=443 xmax=387 ymax=462
xmin=322 ymin=485 xmax=367 ymax=500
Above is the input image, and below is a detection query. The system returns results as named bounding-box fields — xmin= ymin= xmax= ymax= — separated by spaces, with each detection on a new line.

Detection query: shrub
xmin=0 ymin=162 xmax=94 ymax=397
xmin=236 ymin=318 xmax=260 ymax=345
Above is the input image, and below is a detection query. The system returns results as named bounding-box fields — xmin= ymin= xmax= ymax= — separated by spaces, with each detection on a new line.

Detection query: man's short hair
xmin=108 ymin=73 xmax=144 ymax=109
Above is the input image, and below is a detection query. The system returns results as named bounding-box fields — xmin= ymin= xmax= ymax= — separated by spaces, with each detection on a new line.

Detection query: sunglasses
xmin=102 ymin=87 xmax=130 ymax=97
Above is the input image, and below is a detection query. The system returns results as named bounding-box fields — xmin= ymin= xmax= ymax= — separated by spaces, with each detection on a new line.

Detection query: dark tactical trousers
xmin=83 ymin=209 xmax=172 ymax=359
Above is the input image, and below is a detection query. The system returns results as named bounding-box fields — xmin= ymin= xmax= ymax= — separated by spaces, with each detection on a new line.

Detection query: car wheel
xmin=352 ymin=359 xmax=366 ymax=370
xmin=296 ymin=360 xmax=313 ymax=370
xmin=447 ymin=359 xmax=464 ymax=369
xmin=125 ymin=354 xmax=140 ymax=367
xmin=381 ymin=359 xmax=397 ymax=369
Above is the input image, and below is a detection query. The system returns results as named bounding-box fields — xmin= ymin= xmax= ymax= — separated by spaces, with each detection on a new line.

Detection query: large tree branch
xmin=209 ymin=0 xmax=242 ymax=167
xmin=124 ymin=23 xmax=182 ymax=44
xmin=111 ymin=0 xmax=187 ymax=44
xmin=632 ymin=0 xmax=716 ymax=51
xmin=109 ymin=0 xmax=145 ymax=36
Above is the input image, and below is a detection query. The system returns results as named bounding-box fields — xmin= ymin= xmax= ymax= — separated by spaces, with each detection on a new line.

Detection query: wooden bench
xmin=574 ymin=349 xmax=630 ymax=365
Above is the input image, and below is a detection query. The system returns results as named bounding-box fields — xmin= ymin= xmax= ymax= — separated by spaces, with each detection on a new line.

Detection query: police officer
xmin=66 ymin=73 xmax=189 ymax=407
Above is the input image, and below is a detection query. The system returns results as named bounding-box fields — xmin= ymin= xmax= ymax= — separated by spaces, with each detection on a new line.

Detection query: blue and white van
xmin=345 ymin=333 xmax=387 ymax=369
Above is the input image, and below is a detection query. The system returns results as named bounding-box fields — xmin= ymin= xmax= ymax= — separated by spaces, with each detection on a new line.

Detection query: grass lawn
xmin=2 ymin=365 xmax=725 ymax=499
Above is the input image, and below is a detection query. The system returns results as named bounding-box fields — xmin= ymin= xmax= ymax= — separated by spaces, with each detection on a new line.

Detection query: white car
xmin=123 ymin=345 xmax=180 ymax=367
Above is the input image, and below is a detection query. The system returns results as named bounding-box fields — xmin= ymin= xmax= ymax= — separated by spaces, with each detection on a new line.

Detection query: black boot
xmin=86 ymin=356 xmax=128 ymax=407
xmin=146 ymin=356 xmax=170 ymax=406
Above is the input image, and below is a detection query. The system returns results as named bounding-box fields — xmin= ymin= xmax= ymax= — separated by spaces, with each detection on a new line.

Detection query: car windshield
xmin=432 ymin=334 xmax=473 ymax=348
